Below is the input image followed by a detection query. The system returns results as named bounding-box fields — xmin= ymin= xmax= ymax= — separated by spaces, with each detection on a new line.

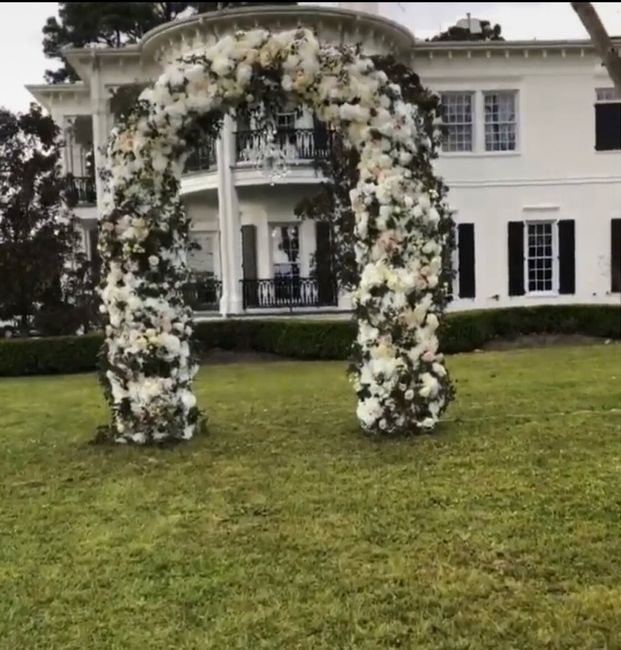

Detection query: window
xmin=525 ymin=222 xmax=555 ymax=292
xmin=272 ymin=224 xmax=301 ymax=301
xmin=276 ymin=112 xmax=295 ymax=131
xmin=484 ymin=91 xmax=517 ymax=151
xmin=272 ymin=225 xmax=300 ymax=279
xmin=188 ymin=232 xmax=215 ymax=275
xmin=440 ymin=92 xmax=474 ymax=152
xmin=595 ymin=87 xmax=621 ymax=151
xmin=508 ymin=220 xmax=574 ymax=296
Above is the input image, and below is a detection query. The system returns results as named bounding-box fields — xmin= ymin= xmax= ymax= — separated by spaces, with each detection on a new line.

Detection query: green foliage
xmin=0 ymin=347 xmax=620 ymax=648
xmin=429 ymin=19 xmax=504 ymax=42
xmin=439 ymin=305 xmax=621 ymax=353
xmin=0 ymin=333 xmax=103 ymax=376
xmin=1 ymin=305 xmax=619 ymax=377
xmin=0 ymin=104 xmax=86 ymax=334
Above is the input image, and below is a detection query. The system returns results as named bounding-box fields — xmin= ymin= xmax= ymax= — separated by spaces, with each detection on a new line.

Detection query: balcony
xmin=236 ymin=128 xmax=333 ymax=164
xmin=66 ymin=175 xmax=97 ymax=206
xmin=180 ymin=127 xmax=334 ymax=193
xmin=241 ymin=277 xmax=338 ymax=311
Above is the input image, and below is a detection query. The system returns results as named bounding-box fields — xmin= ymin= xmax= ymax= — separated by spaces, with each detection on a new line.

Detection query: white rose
xmin=181 ymin=391 xmax=197 ymax=410
xmin=148 ymin=255 xmax=160 ymax=267
xmin=405 ymin=389 xmax=414 ymax=401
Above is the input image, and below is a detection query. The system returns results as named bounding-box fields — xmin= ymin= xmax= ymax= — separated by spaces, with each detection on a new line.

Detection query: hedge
xmin=0 ymin=305 xmax=619 ymax=377
xmin=0 ymin=333 xmax=104 ymax=377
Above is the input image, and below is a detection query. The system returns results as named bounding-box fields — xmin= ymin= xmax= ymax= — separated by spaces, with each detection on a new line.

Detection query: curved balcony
xmin=235 ymin=128 xmax=333 ymax=164
xmin=180 ymin=127 xmax=334 ymax=194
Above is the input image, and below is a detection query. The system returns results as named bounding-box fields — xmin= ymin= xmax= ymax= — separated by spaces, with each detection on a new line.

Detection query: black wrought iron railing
xmin=66 ymin=175 xmax=97 ymax=205
xmin=241 ymin=276 xmax=338 ymax=310
xmin=185 ymin=137 xmax=217 ymax=173
xmin=183 ymin=274 xmax=222 ymax=311
xmin=235 ymin=128 xmax=333 ymax=163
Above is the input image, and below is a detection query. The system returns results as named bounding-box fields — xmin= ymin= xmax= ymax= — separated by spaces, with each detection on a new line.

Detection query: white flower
xmin=148 ymin=255 xmax=160 ymax=267
xmin=419 ymin=373 xmax=439 ymax=399
xmin=357 ymin=397 xmax=383 ymax=428
xmin=426 ymin=314 xmax=439 ymax=332
xmin=236 ymin=63 xmax=252 ymax=86
xmin=405 ymin=389 xmax=414 ymax=401
xmin=211 ymin=54 xmax=232 ymax=76
xmin=181 ymin=390 xmax=197 ymax=410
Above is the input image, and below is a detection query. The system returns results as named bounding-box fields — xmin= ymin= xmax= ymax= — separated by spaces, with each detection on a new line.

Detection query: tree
xmin=429 ymin=17 xmax=504 ymax=42
xmin=571 ymin=2 xmax=621 ymax=95
xmin=42 ymin=2 xmax=297 ymax=83
xmin=0 ymin=104 xmax=84 ymax=333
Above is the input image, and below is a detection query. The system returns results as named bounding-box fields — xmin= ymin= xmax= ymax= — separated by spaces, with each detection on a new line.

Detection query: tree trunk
xmin=571 ymin=2 xmax=621 ymax=95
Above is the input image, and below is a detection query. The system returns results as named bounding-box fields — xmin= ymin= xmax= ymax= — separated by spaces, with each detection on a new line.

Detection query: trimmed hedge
xmin=0 ymin=305 xmax=619 ymax=377
xmin=0 ymin=333 xmax=104 ymax=377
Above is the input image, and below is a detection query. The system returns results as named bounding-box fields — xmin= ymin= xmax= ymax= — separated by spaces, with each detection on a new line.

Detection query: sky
xmin=1 ymin=2 xmax=620 ymax=113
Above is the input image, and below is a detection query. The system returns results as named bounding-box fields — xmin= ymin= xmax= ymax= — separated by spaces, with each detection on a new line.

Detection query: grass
xmin=0 ymin=345 xmax=620 ymax=650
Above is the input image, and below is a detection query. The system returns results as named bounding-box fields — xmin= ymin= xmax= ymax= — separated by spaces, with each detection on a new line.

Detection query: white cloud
xmin=0 ymin=2 xmax=620 ymax=113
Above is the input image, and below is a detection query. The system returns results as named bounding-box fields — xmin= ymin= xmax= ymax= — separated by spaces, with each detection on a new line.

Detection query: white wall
xmin=413 ymin=49 xmax=621 ymax=310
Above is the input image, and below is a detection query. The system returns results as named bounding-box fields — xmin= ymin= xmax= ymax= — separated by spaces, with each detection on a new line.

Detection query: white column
xmin=90 ymin=52 xmax=111 ymax=214
xmin=217 ymin=115 xmax=244 ymax=316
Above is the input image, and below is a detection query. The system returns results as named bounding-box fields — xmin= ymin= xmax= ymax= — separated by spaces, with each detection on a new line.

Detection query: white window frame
xmin=439 ymin=91 xmax=475 ymax=153
xmin=437 ymin=88 xmax=521 ymax=156
xmin=524 ymin=220 xmax=559 ymax=296
xmin=483 ymin=90 xmax=518 ymax=153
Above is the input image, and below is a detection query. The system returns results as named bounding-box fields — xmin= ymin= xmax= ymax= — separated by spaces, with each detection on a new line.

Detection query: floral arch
xmin=99 ymin=27 xmax=454 ymax=444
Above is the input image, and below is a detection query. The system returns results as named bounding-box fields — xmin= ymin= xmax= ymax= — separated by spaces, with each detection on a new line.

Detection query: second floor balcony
xmin=182 ymin=127 xmax=334 ymax=175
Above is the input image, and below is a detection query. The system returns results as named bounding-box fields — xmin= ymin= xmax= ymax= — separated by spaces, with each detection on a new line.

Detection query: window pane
xmin=526 ymin=222 xmax=554 ymax=291
xmin=484 ymin=92 xmax=517 ymax=151
xmin=440 ymin=92 xmax=473 ymax=152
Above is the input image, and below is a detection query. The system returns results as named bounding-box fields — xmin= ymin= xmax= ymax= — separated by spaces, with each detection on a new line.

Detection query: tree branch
xmin=571 ymin=2 xmax=621 ymax=95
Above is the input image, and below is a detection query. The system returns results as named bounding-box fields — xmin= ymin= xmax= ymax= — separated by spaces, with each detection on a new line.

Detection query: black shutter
xmin=457 ymin=223 xmax=475 ymax=298
xmin=558 ymin=220 xmax=575 ymax=294
xmin=315 ymin=221 xmax=336 ymax=306
xmin=612 ymin=219 xmax=621 ymax=293
xmin=241 ymin=225 xmax=258 ymax=307
xmin=508 ymin=221 xmax=525 ymax=296
xmin=595 ymin=103 xmax=621 ymax=151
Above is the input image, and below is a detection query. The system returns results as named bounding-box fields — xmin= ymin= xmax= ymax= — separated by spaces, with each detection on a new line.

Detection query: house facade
xmin=27 ymin=4 xmax=621 ymax=318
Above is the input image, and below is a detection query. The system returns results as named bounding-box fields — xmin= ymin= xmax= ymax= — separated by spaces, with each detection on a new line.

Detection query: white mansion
xmin=27 ymin=3 xmax=621 ymax=317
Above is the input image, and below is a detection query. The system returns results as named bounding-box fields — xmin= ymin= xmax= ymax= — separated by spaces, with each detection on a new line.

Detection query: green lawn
xmin=0 ymin=345 xmax=620 ymax=650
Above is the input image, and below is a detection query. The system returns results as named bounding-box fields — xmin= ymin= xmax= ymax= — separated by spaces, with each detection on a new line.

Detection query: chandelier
xmin=255 ymin=126 xmax=291 ymax=185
